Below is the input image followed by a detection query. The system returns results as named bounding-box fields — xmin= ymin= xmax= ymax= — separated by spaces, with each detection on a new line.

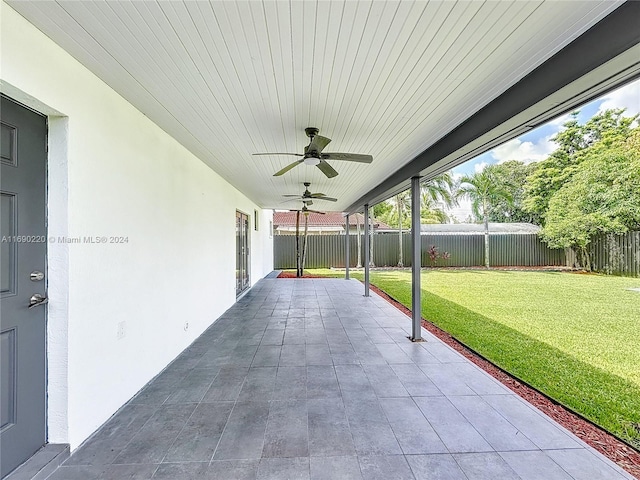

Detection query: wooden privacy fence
xmin=587 ymin=231 xmax=640 ymax=277
xmin=273 ymin=233 xmax=566 ymax=269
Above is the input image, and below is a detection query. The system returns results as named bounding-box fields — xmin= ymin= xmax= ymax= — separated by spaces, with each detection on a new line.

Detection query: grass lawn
xmin=298 ymin=268 xmax=640 ymax=447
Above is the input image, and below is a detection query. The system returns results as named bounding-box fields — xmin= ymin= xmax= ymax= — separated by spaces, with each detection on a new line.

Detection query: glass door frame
xmin=236 ymin=210 xmax=250 ymax=296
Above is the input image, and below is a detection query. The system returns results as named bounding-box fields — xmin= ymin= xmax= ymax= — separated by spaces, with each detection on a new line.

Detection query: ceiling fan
xmin=253 ymin=127 xmax=373 ymax=178
xmin=282 ymin=182 xmax=337 ymax=206
xmin=290 ymin=204 xmax=325 ymax=215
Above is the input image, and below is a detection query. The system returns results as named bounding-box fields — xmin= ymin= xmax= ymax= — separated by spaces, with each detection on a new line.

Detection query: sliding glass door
xmin=236 ymin=211 xmax=250 ymax=295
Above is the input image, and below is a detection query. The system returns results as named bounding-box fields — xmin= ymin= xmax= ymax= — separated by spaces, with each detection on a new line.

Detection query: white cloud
xmin=598 ymin=79 xmax=640 ymax=115
xmin=548 ymin=112 xmax=573 ymax=127
xmin=474 ymin=161 xmax=488 ymax=173
xmin=490 ymin=136 xmax=555 ymax=164
xmin=446 ymin=198 xmax=473 ymax=223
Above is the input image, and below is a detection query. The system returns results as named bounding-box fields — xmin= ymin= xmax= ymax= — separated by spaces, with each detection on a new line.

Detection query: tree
xmin=372 ymin=201 xmax=392 ymax=234
xmin=376 ymin=173 xmax=456 ymax=230
xmin=372 ymin=194 xmax=410 ymax=267
xmin=369 ymin=208 xmax=375 ymax=267
xmin=385 ymin=173 xmax=457 ymax=266
xmin=421 ymin=172 xmax=457 ymax=224
xmin=376 ymin=197 xmax=411 ymax=230
xmin=457 ymin=170 xmax=512 ymax=268
xmin=523 ymin=109 xmax=638 ymax=223
xmin=541 ymin=128 xmax=640 ymax=269
xmin=483 ymin=161 xmax=540 ymax=224
xmin=421 ymin=172 xmax=456 ymax=208
xmin=394 ymin=192 xmax=411 ymax=267
xmin=420 ymin=205 xmax=449 ymax=224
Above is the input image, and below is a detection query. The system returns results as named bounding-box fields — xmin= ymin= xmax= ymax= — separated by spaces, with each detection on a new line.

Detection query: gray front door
xmin=1 ymin=96 xmax=47 ymax=477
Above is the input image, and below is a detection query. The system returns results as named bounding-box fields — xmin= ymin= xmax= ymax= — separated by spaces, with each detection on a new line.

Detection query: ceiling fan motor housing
xmin=305 ymin=127 xmax=319 ymax=138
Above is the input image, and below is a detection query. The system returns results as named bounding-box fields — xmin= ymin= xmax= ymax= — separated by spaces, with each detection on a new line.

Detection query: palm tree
xmin=421 ymin=173 xmax=456 ymax=214
xmin=391 ymin=173 xmax=457 ymax=267
xmin=369 ymin=208 xmax=376 ymax=267
xmin=456 ymin=169 xmax=512 ymax=268
xmin=421 ymin=204 xmax=450 ymax=224
xmin=394 ymin=192 xmax=411 ymax=267
xmin=421 ymin=172 xmax=457 ymax=224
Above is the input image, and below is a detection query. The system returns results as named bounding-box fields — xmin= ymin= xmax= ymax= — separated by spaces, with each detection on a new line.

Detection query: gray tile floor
xmin=48 ymin=279 xmax=633 ymax=480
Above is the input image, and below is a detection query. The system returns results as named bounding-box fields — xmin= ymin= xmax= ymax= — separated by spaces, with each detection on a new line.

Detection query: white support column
xmin=345 ymin=214 xmax=350 ymax=280
xmin=363 ymin=205 xmax=370 ymax=297
xmin=411 ymin=176 xmax=422 ymax=341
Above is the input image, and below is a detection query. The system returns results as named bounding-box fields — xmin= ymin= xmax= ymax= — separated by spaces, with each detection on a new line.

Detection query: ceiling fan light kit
xmin=253 ymin=127 xmax=373 ymax=178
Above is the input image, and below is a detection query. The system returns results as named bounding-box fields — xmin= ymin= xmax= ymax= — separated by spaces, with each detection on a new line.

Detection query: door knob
xmin=28 ymin=294 xmax=48 ymax=309
xmin=30 ymin=271 xmax=45 ymax=281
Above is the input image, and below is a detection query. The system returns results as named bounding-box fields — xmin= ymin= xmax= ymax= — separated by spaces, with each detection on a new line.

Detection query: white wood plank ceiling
xmin=6 ymin=1 xmax=621 ymax=211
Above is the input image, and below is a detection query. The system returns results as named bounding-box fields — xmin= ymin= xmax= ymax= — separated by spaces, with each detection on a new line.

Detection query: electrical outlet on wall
xmin=183 ymin=322 xmax=189 ymax=331
xmin=117 ymin=321 xmax=126 ymax=340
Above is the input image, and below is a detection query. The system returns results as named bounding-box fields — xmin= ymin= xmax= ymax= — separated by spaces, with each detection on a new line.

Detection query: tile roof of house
xmin=273 ymin=211 xmax=390 ymax=229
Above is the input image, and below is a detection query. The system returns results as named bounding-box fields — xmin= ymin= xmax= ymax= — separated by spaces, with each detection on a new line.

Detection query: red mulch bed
xmin=275 ymin=272 xmax=640 ymax=478
xmin=277 ymin=271 xmax=327 ymax=278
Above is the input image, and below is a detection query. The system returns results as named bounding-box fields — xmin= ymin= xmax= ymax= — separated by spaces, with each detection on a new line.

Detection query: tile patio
xmin=47 ymin=278 xmax=632 ymax=479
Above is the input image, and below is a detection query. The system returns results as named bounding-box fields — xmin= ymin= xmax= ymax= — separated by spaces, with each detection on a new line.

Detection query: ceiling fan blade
xmin=310 ymin=196 xmax=337 ymax=202
xmin=282 ymin=194 xmax=302 ymax=197
xmin=316 ymin=160 xmax=339 ymax=178
xmin=321 ymin=152 xmax=373 ymax=163
xmin=308 ymin=135 xmax=331 ymax=152
xmin=274 ymin=159 xmax=304 ymax=176
xmin=291 ymin=208 xmax=323 ymax=214
xmin=309 ymin=193 xmax=338 ymax=202
xmin=253 ymin=152 xmax=304 ymax=157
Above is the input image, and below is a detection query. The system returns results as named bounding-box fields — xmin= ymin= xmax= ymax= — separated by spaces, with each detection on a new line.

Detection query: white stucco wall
xmin=1 ymin=3 xmax=273 ymax=449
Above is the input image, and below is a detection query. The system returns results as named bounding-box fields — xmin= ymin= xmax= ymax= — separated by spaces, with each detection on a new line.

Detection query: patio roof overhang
xmin=345 ymin=0 xmax=640 ymax=213
xmin=5 ymin=1 xmax=638 ymax=213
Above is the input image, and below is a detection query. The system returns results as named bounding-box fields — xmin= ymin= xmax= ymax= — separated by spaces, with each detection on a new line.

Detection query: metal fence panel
xmin=273 ymin=235 xmax=295 ymax=269
xmin=590 ymin=231 xmax=640 ymax=277
xmin=305 ymin=235 xmax=344 ymax=269
xmin=274 ymin=233 xmax=567 ymax=269
xmin=274 ymin=232 xmax=639 ymax=276
xmin=421 ymin=234 xmax=485 ymax=267
xmin=489 ymin=234 xmax=566 ymax=266
xmin=373 ymin=234 xmax=401 ymax=267
xmin=274 ymin=235 xmax=361 ymax=269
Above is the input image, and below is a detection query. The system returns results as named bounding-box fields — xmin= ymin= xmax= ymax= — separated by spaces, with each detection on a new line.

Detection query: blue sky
xmin=448 ymin=78 xmax=640 ymax=221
